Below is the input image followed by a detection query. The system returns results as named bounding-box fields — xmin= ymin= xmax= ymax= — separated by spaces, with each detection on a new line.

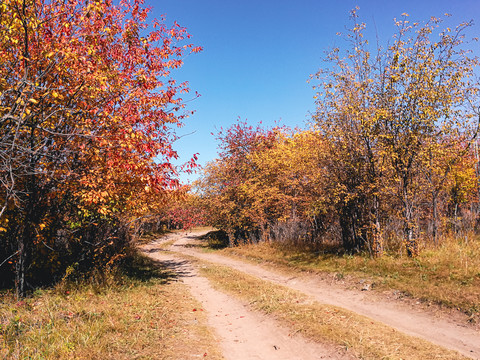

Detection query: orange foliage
xmin=0 ymin=0 xmax=200 ymax=296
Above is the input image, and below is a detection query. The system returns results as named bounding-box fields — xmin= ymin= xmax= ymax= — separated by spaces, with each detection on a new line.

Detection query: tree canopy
xmin=0 ymin=0 xmax=200 ymax=297
xmin=197 ymin=11 xmax=480 ymax=258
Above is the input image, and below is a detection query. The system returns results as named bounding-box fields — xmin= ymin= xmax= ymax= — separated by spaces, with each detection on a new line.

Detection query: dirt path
xmin=143 ymin=243 xmax=353 ymax=359
xmin=142 ymin=230 xmax=480 ymax=360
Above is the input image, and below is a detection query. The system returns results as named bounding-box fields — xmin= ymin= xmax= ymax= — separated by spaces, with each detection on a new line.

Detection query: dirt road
xmin=141 ymin=230 xmax=479 ymax=360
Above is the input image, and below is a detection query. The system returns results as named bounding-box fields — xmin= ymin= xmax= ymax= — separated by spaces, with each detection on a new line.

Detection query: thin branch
xmin=0 ymin=251 xmax=20 ymax=268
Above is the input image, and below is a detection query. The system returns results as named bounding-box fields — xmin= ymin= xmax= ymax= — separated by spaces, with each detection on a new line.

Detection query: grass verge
xmin=0 ymin=255 xmax=222 ymax=360
xmin=217 ymin=238 xmax=480 ymax=320
xmin=198 ymin=261 xmax=466 ymax=360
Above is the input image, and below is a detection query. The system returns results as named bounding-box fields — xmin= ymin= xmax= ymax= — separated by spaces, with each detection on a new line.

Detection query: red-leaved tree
xmin=0 ymin=0 xmax=201 ymax=296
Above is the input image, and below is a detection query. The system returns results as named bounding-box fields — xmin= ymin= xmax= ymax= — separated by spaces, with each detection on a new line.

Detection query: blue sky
xmin=151 ymin=0 xmax=480 ymax=183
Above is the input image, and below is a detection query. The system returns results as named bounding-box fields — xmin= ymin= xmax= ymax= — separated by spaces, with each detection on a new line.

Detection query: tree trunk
xmin=227 ymin=228 xmax=235 ymax=248
xmin=15 ymin=165 xmax=38 ymax=297
xmin=15 ymin=237 xmax=26 ymax=298
xmin=432 ymin=191 xmax=438 ymax=245
xmin=261 ymin=223 xmax=269 ymax=243
xmin=340 ymin=206 xmax=354 ymax=252
xmin=453 ymin=203 xmax=459 ymax=234
xmin=404 ymin=188 xmax=417 ymax=257
xmin=405 ymin=225 xmax=417 ymax=257
xmin=340 ymin=203 xmax=363 ymax=253
xmin=371 ymin=195 xmax=383 ymax=257
xmin=474 ymin=141 xmax=480 ymax=231
xmin=16 ymin=202 xmax=35 ymax=298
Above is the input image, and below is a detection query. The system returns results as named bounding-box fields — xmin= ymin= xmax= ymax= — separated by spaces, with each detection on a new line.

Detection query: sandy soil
xmin=141 ymin=230 xmax=480 ymax=360
xmin=143 ymin=244 xmax=353 ymax=359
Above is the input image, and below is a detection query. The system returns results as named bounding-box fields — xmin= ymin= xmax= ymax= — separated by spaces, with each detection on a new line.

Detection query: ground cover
xmin=0 ymin=255 xmax=222 ymax=360
xmin=198 ymin=261 xmax=466 ymax=360
xmin=217 ymin=237 xmax=480 ymax=321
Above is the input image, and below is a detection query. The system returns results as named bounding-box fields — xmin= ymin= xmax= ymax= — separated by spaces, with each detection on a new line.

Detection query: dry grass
xmin=199 ymin=262 xmax=466 ymax=360
xmin=156 ymin=239 xmax=176 ymax=249
xmin=218 ymin=236 xmax=480 ymax=319
xmin=0 ymin=255 xmax=223 ymax=360
xmin=134 ymin=229 xmax=171 ymax=245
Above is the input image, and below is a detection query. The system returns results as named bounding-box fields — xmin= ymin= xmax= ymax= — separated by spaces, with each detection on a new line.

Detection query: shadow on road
xmin=141 ymin=247 xmax=169 ymax=253
xmin=156 ymin=258 xmax=196 ymax=278
xmin=138 ymin=246 xmax=197 ymax=279
xmin=122 ymin=253 xmax=185 ymax=284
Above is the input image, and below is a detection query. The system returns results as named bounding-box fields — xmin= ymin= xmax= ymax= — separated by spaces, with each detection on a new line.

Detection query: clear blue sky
xmin=150 ymin=0 xmax=480 ymax=183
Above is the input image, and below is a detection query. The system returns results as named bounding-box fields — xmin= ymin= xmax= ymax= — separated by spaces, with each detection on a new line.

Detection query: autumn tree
xmin=161 ymin=188 xmax=206 ymax=230
xmin=312 ymin=10 xmax=479 ymax=256
xmin=196 ymin=120 xmax=278 ymax=246
xmin=312 ymin=9 xmax=387 ymax=255
xmin=196 ymin=10 xmax=479 ymax=258
xmin=242 ymin=129 xmax=332 ymax=244
xmin=375 ymin=15 xmax=479 ymax=256
xmin=197 ymin=121 xmax=333 ymax=247
xmin=0 ymin=0 xmax=200 ymax=296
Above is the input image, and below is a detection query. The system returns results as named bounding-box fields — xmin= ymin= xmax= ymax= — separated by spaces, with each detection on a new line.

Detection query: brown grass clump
xmin=0 ymin=255 xmax=222 ymax=360
xmin=218 ymin=235 xmax=480 ymax=318
xmin=199 ymin=262 xmax=467 ymax=360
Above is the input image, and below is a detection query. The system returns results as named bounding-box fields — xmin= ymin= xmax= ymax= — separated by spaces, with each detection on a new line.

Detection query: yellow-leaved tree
xmin=312 ymin=10 xmax=479 ymax=256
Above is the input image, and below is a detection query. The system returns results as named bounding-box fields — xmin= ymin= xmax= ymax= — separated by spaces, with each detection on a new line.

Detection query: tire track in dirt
xmin=153 ymin=230 xmax=480 ymax=360
xmin=142 ymin=240 xmax=354 ymax=360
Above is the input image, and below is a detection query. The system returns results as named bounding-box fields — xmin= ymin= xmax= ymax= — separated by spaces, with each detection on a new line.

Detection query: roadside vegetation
xmin=198 ymin=260 xmax=467 ymax=360
xmin=196 ymin=11 xmax=480 ymax=259
xmin=201 ymin=229 xmax=480 ymax=320
xmin=0 ymin=255 xmax=222 ymax=359
xmin=0 ymin=0 xmax=201 ymax=298
xmin=215 ymin=235 xmax=480 ymax=321
xmin=194 ymin=10 xmax=480 ymax=324
xmin=2 ymin=3 xmax=480 ymax=358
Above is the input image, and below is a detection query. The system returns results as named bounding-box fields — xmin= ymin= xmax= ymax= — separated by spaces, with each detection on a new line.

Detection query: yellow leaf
xmin=0 ymin=227 xmax=6 ymax=232
xmin=39 ymin=223 xmax=46 ymax=230
xmin=29 ymin=98 xmax=38 ymax=104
